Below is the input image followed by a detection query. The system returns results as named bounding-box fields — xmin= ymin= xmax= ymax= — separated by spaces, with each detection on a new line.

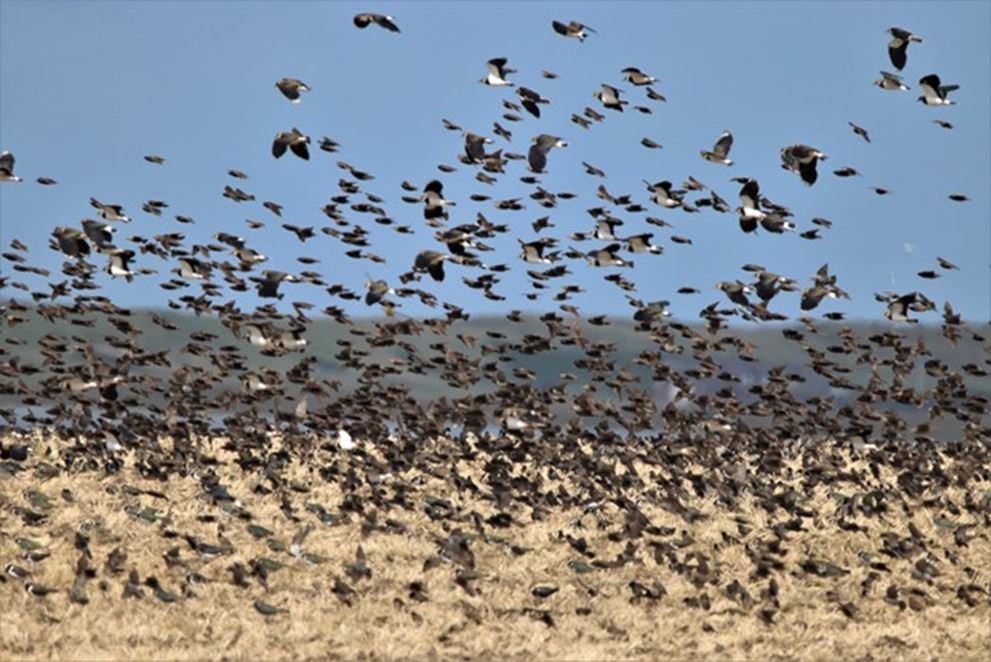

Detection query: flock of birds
xmin=0 ymin=14 xmax=988 ymax=630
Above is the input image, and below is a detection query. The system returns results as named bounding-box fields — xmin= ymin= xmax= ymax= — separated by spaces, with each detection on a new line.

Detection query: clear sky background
xmin=1 ymin=1 xmax=988 ymax=322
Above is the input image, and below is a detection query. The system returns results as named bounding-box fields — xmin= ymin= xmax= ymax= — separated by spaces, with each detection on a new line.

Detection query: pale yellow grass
xmin=0 ymin=433 xmax=988 ymax=660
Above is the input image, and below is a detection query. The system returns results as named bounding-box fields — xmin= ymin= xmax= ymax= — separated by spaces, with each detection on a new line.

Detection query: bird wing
xmin=713 ymin=131 xmax=733 ymax=157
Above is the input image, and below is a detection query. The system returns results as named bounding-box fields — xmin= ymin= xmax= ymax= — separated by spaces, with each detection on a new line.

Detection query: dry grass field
xmin=1 ymin=432 xmax=989 ymax=660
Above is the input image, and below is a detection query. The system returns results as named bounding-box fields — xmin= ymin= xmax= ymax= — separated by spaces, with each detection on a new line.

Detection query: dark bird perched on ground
xmin=275 ymin=78 xmax=310 ymax=103
xmin=780 ymin=144 xmax=828 ymax=186
xmin=918 ymin=74 xmax=959 ymax=106
xmin=272 ymin=128 xmax=310 ymax=160
xmin=874 ymin=70 xmax=910 ymax=91
xmin=353 ymin=13 xmax=400 ymax=32
xmin=527 ymin=135 xmax=568 ymax=173
xmin=552 ymin=20 xmax=595 ymax=41
xmin=700 ymin=131 xmax=734 ymax=165
xmin=887 ymin=27 xmax=922 ymax=71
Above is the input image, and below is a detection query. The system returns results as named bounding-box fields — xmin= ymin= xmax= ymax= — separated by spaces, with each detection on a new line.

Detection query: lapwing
xmin=51 ymin=227 xmax=91 ymax=258
xmin=414 ymin=250 xmax=449 ymax=281
xmin=874 ymin=70 xmax=909 ymax=91
xmin=463 ymin=132 xmax=493 ymax=164
xmin=510 ymin=90 xmax=548 ymax=122
xmin=780 ymin=144 xmax=827 ymax=186
xmin=527 ymin=134 xmax=568 ymax=173
xmin=700 ymin=130 xmax=734 ymax=165
xmin=595 ymin=84 xmax=628 ymax=111
xmin=353 ymin=13 xmax=400 ymax=32
xmin=481 ymin=57 xmax=515 ymax=86
xmin=90 ymin=197 xmax=131 ymax=222
xmin=275 ymin=78 xmax=310 ymax=103
xmin=420 ymin=180 xmax=455 ymax=221
xmin=272 ymin=127 xmax=310 ymax=160
xmin=918 ymin=74 xmax=959 ymax=106
xmin=621 ymin=67 xmax=656 ymax=86
xmin=0 ymin=151 xmax=22 ymax=182
xmin=586 ymin=244 xmax=632 ymax=267
xmin=643 ymin=180 xmax=684 ymax=208
xmin=887 ymin=27 xmax=922 ymax=71
xmin=519 ymin=238 xmax=558 ymax=264
xmin=552 ymin=20 xmax=595 ymax=41
xmin=625 ymin=233 xmax=662 ymax=254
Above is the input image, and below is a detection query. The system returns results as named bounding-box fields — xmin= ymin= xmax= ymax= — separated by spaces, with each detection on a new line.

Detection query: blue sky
xmin=1 ymin=1 xmax=988 ymax=322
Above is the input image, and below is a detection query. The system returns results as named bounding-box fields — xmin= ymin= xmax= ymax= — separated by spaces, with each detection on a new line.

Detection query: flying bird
xmin=353 ymin=13 xmax=400 ymax=33
xmin=481 ymin=58 xmax=515 ymax=86
xmin=595 ymin=84 xmax=628 ymax=112
xmin=874 ymin=70 xmax=910 ymax=91
xmin=275 ymin=78 xmax=310 ymax=103
xmin=272 ymin=127 xmax=310 ymax=160
xmin=0 ymin=151 xmax=21 ymax=182
xmin=848 ymin=122 xmax=871 ymax=143
xmin=780 ymin=144 xmax=828 ymax=186
xmin=887 ymin=27 xmax=922 ymax=71
xmin=918 ymin=74 xmax=959 ymax=106
xmin=527 ymin=134 xmax=568 ymax=174
xmin=621 ymin=67 xmax=656 ymax=86
xmin=700 ymin=131 xmax=734 ymax=165
xmin=552 ymin=20 xmax=595 ymax=41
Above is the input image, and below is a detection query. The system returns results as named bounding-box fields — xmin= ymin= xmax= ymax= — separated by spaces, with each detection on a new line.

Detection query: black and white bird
xmin=918 ymin=74 xmax=959 ymax=106
xmin=420 ymin=180 xmax=455 ymax=221
xmin=881 ymin=291 xmax=934 ymax=322
xmin=105 ymin=248 xmax=136 ymax=281
xmin=517 ymin=87 xmax=550 ymax=118
xmin=174 ymin=257 xmax=212 ymax=280
xmin=594 ymin=84 xmax=628 ymax=112
xmin=732 ymin=177 xmax=763 ymax=233
xmin=275 ymin=78 xmax=310 ymax=103
xmin=874 ymin=70 xmax=910 ymax=91
xmin=700 ymin=130 xmax=734 ymax=165
xmin=780 ymin=144 xmax=828 ymax=186
xmin=552 ymin=20 xmax=595 ymax=41
xmin=643 ymin=180 xmax=684 ymax=208
xmin=621 ymin=67 xmax=656 ymax=86
xmin=272 ymin=127 xmax=310 ymax=160
xmin=81 ymin=219 xmax=116 ymax=249
xmin=887 ymin=27 xmax=922 ymax=71
xmin=90 ymin=198 xmax=131 ymax=222
xmin=51 ymin=227 xmax=90 ymax=258
xmin=0 ymin=151 xmax=22 ymax=182
xmin=587 ymin=244 xmax=632 ymax=267
xmin=414 ymin=250 xmax=449 ymax=281
xmin=463 ymin=132 xmax=493 ymax=164
xmin=353 ymin=13 xmax=400 ymax=32
xmin=519 ymin=238 xmax=558 ymax=264
xmin=625 ymin=233 xmax=662 ymax=254
xmin=527 ymin=134 xmax=568 ymax=174
xmin=481 ymin=57 xmax=515 ymax=86
xmin=254 ymin=270 xmax=299 ymax=299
